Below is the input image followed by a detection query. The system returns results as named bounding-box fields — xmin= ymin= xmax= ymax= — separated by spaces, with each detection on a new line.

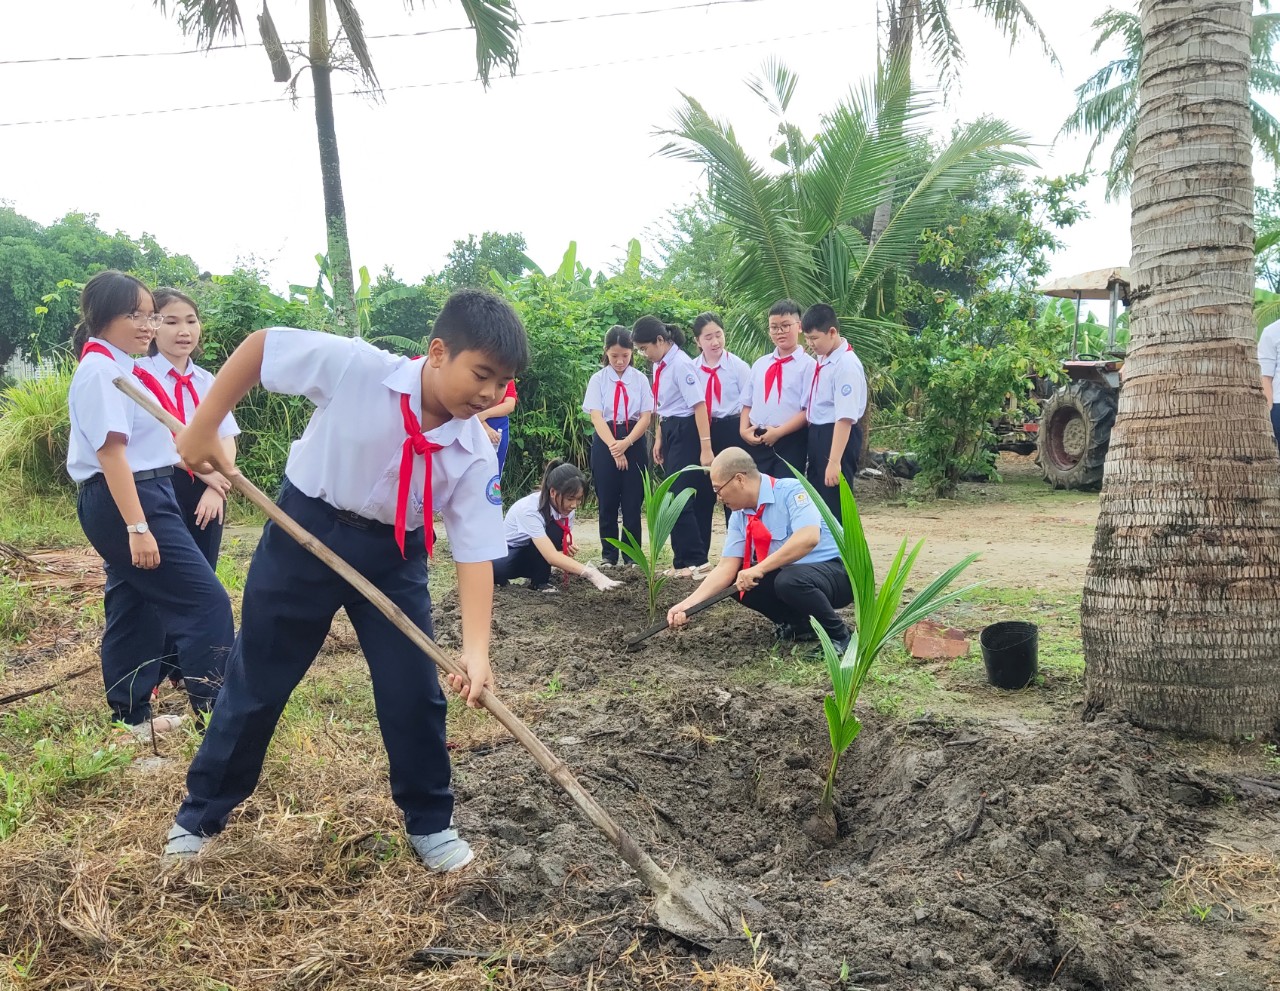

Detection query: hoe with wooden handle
xmin=115 ymin=376 xmax=737 ymax=946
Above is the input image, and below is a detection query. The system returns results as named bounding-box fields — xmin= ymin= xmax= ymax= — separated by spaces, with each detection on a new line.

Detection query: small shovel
xmin=115 ymin=377 xmax=738 ymax=946
xmin=626 ymin=585 xmax=739 ymax=652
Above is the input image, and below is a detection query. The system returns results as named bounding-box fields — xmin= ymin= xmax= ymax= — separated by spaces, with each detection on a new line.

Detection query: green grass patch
xmin=0 ymin=480 xmax=83 ymax=548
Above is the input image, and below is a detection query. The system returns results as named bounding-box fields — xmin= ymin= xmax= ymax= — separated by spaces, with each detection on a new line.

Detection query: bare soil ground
xmin=1 ymin=458 xmax=1278 ymax=991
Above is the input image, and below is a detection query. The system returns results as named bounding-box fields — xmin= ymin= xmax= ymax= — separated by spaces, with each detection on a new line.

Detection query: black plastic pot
xmin=979 ymin=621 xmax=1038 ymax=689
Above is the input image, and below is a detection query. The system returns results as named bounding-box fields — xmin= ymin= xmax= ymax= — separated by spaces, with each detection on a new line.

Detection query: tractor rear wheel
xmin=1037 ymin=381 xmax=1117 ymax=490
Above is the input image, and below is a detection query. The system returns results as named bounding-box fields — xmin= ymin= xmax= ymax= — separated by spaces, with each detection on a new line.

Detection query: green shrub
xmin=0 ymin=366 xmax=74 ymax=494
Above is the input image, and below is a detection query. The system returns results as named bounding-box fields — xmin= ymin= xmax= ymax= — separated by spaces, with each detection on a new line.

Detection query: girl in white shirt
xmin=142 ymin=288 xmax=241 ymax=690
xmin=692 ymin=311 xmax=751 ymax=537
xmin=493 ymin=461 xmax=619 ymax=592
xmin=67 ymin=271 xmax=233 ymax=739
xmin=582 ymin=326 xmax=653 ymax=567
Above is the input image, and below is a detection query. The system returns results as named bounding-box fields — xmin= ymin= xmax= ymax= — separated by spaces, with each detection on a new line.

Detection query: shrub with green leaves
xmin=0 ymin=364 xmax=74 ymax=494
xmin=606 ymin=469 xmax=698 ymax=624
xmin=790 ymin=468 xmax=978 ymax=821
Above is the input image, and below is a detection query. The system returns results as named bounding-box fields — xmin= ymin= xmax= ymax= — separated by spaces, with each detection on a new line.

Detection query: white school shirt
xmin=66 ymin=337 xmax=180 ymax=482
xmin=695 ymin=350 xmax=751 ymax=419
xmin=503 ymin=490 xmax=576 ymax=548
xmin=805 ymin=344 xmax=868 ymax=425
xmin=742 ymin=347 xmax=818 ymax=427
xmin=651 ymin=345 xmax=704 ymax=419
xmin=723 ymin=477 xmax=839 ymax=565
xmin=581 ymin=365 xmax=654 ymax=425
xmin=260 ymin=328 xmax=505 ymax=563
xmin=139 ymin=354 xmax=241 ymax=438
xmin=1259 ymin=321 xmax=1280 ymax=402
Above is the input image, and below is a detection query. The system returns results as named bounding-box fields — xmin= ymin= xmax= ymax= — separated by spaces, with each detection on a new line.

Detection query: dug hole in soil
xmin=435 ymin=567 xmax=1280 ymax=990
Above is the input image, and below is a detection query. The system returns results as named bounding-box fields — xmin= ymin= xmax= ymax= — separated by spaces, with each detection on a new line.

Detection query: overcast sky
xmin=0 ymin=0 xmax=1247 ymax=298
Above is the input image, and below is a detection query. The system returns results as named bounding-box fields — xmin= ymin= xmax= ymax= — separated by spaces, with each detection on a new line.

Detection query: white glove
xmin=581 ymin=564 xmax=622 ymax=591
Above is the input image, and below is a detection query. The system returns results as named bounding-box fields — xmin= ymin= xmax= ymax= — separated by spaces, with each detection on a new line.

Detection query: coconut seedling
xmin=791 ymin=469 xmax=979 ymax=842
xmin=606 ymin=469 xmax=698 ymax=624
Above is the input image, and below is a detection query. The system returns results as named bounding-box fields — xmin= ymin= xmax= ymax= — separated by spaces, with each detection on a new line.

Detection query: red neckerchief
xmin=168 ymin=367 xmax=200 ymax=423
xmin=555 ymin=514 xmax=574 ymax=554
xmin=80 ymin=341 xmax=182 ymax=423
xmin=740 ymin=476 xmax=776 ymax=597
xmin=763 ymin=354 xmax=793 ymax=402
xmin=701 ymin=362 xmax=722 ymax=414
xmin=808 ymin=361 xmax=824 ymax=410
xmin=651 ymin=359 xmax=666 ymax=405
xmin=612 ymin=376 xmax=629 ymax=429
xmin=396 ymin=386 xmax=443 ymax=559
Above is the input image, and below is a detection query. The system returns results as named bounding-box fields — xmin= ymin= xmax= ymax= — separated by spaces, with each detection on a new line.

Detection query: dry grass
xmin=1168 ymin=845 xmax=1280 ymax=945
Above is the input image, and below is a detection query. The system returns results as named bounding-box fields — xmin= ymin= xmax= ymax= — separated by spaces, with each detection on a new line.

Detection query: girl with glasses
xmin=67 ymin=271 xmax=234 ymax=741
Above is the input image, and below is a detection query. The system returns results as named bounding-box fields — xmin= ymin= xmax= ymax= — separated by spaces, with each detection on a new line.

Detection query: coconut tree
xmin=1060 ymin=3 xmax=1280 ymax=200
xmin=154 ymin=0 xmax=520 ymax=333
xmin=1080 ymin=0 xmax=1280 ymax=737
xmin=658 ymin=58 xmax=1032 ymax=357
xmin=869 ymin=0 xmax=1057 ymax=241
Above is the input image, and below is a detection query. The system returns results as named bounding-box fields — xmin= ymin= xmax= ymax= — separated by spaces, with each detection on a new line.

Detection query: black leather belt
xmin=78 ymin=466 xmax=174 ymax=489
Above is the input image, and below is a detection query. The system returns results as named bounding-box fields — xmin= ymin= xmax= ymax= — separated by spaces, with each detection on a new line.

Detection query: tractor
xmin=1034 ymin=267 xmax=1129 ymax=489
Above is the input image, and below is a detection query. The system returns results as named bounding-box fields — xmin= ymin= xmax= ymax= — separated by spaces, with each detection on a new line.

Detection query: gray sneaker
xmin=410 ymin=827 xmax=475 ymax=873
xmin=163 ymin=822 xmax=209 ymax=858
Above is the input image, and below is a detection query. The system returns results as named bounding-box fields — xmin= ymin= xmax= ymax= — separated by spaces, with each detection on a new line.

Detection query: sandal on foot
xmin=163 ymin=823 xmax=210 ymax=858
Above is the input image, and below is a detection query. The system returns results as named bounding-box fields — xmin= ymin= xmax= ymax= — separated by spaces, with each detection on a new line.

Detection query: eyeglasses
xmin=767 ymin=321 xmax=796 ymax=332
xmin=127 ymin=312 xmax=163 ymax=330
xmin=711 ymin=472 xmax=741 ymax=498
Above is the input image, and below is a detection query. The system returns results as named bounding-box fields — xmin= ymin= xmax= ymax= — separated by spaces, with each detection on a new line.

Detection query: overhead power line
xmin=0 ymin=23 xmax=866 ymax=129
xmin=0 ymin=0 xmax=774 ymax=66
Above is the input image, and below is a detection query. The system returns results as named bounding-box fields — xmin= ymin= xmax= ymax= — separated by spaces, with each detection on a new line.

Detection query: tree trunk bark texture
xmin=870 ymin=0 xmax=914 ymax=244
xmin=1082 ymin=0 xmax=1280 ymax=738
xmin=309 ymin=0 xmax=357 ymax=334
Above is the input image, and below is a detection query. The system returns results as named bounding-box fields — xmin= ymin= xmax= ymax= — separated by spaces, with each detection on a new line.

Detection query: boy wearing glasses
xmin=739 ymin=300 xmax=816 ymax=477
xmin=666 ymin=447 xmax=852 ymax=651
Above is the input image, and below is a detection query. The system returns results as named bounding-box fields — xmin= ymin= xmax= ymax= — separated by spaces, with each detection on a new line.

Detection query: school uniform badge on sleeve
xmin=795 ymin=492 xmax=809 ymax=505
xmin=685 ymin=374 xmax=696 ymax=385
xmin=841 ymin=384 xmax=853 ymax=396
xmin=486 ymin=475 xmax=503 ymax=505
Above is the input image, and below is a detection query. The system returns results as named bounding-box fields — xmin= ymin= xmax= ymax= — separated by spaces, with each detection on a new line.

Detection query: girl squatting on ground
xmin=582 ymin=325 xmax=653 ymax=567
xmin=142 ymin=288 xmax=240 ymax=690
xmin=162 ymin=289 xmax=527 ymax=873
xmin=740 ymin=299 xmax=815 ymax=479
xmin=632 ymin=315 xmax=712 ymax=578
xmin=67 ymin=271 xmax=234 ymax=739
xmin=692 ymin=311 xmax=750 ymax=533
xmin=493 ymin=461 xmax=621 ymax=592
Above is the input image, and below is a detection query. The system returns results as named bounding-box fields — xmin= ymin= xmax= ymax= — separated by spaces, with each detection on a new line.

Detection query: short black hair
xmin=431 ymin=289 xmax=529 ymax=374
xmin=692 ymin=311 xmax=723 ymax=338
xmin=149 ymin=287 xmax=203 ymax=357
xmin=74 ymin=270 xmax=152 ymax=354
xmin=602 ymin=324 xmax=634 ymax=364
xmin=632 ymin=315 xmax=686 ymax=347
xmin=801 ymin=303 xmax=839 ymax=333
xmin=768 ymin=299 xmax=802 ymax=319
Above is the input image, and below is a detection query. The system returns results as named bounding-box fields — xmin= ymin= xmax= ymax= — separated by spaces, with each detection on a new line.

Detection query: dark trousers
xmin=661 ymin=415 xmax=708 ymax=569
xmin=806 ymin=421 xmax=863 ymax=515
xmin=176 ymin=479 xmax=453 ymax=837
xmin=739 ymin=558 xmax=853 ymax=641
xmin=490 ymin=415 xmax=510 ymax=473
xmin=493 ymin=518 xmax=566 ymax=587
xmin=591 ymin=421 xmax=647 ymax=565
xmin=692 ymin=416 xmax=739 ymax=545
xmin=159 ymin=469 xmax=225 ymax=685
xmin=1271 ymin=404 xmax=1280 ymax=454
xmin=746 ymin=424 xmax=809 ymax=481
xmin=76 ymin=473 xmax=233 ymax=725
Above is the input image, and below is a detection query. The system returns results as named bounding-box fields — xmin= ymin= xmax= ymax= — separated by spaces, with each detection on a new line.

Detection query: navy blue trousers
xmin=747 ymin=423 xmax=808 ymax=480
xmin=1271 ymin=404 xmax=1280 ymax=454
xmin=493 ymin=516 xmax=566 ymax=587
xmin=158 ymin=469 xmax=225 ymax=685
xmin=490 ymin=414 xmax=510 ymax=473
xmin=77 ymin=473 xmax=233 ymax=725
xmin=176 ymin=479 xmax=453 ymax=837
xmin=661 ymin=415 xmax=708 ymax=569
xmin=590 ymin=420 xmax=647 ymax=565
xmin=692 ymin=415 xmax=739 ymax=549
xmin=739 ymin=558 xmax=853 ymax=640
xmin=806 ymin=421 xmax=862 ymax=515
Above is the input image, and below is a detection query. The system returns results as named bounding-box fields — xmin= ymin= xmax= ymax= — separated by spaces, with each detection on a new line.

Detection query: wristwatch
xmin=126 ymin=521 xmax=150 ymax=534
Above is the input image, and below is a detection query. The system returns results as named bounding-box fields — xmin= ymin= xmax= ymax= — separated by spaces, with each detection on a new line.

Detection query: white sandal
xmin=119 ymin=714 xmax=186 ymax=743
xmin=664 ymin=563 xmax=710 ymax=579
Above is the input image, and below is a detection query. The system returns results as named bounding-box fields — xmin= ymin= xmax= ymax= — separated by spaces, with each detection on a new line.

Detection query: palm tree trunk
xmin=309 ymin=0 xmax=357 ymax=335
xmin=1081 ymin=0 xmax=1280 ymax=737
xmin=870 ymin=0 xmax=913 ymax=243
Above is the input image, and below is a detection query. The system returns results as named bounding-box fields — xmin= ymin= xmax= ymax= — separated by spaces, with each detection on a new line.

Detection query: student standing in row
xmin=478 ymin=379 xmax=517 ymax=474
xmin=494 ymin=461 xmax=621 ymax=592
xmin=67 ymin=271 xmax=234 ymax=739
xmin=801 ymin=303 xmax=867 ymax=513
xmin=163 ymin=290 xmax=526 ymax=873
xmin=666 ymin=447 xmax=853 ymax=652
xmin=740 ymin=300 xmax=815 ymax=478
xmin=632 ymin=316 xmax=712 ymax=578
xmin=583 ymin=325 xmax=653 ymax=566
xmin=143 ymin=288 xmax=241 ymax=690
xmin=692 ymin=311 xmax=750 ymax=543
